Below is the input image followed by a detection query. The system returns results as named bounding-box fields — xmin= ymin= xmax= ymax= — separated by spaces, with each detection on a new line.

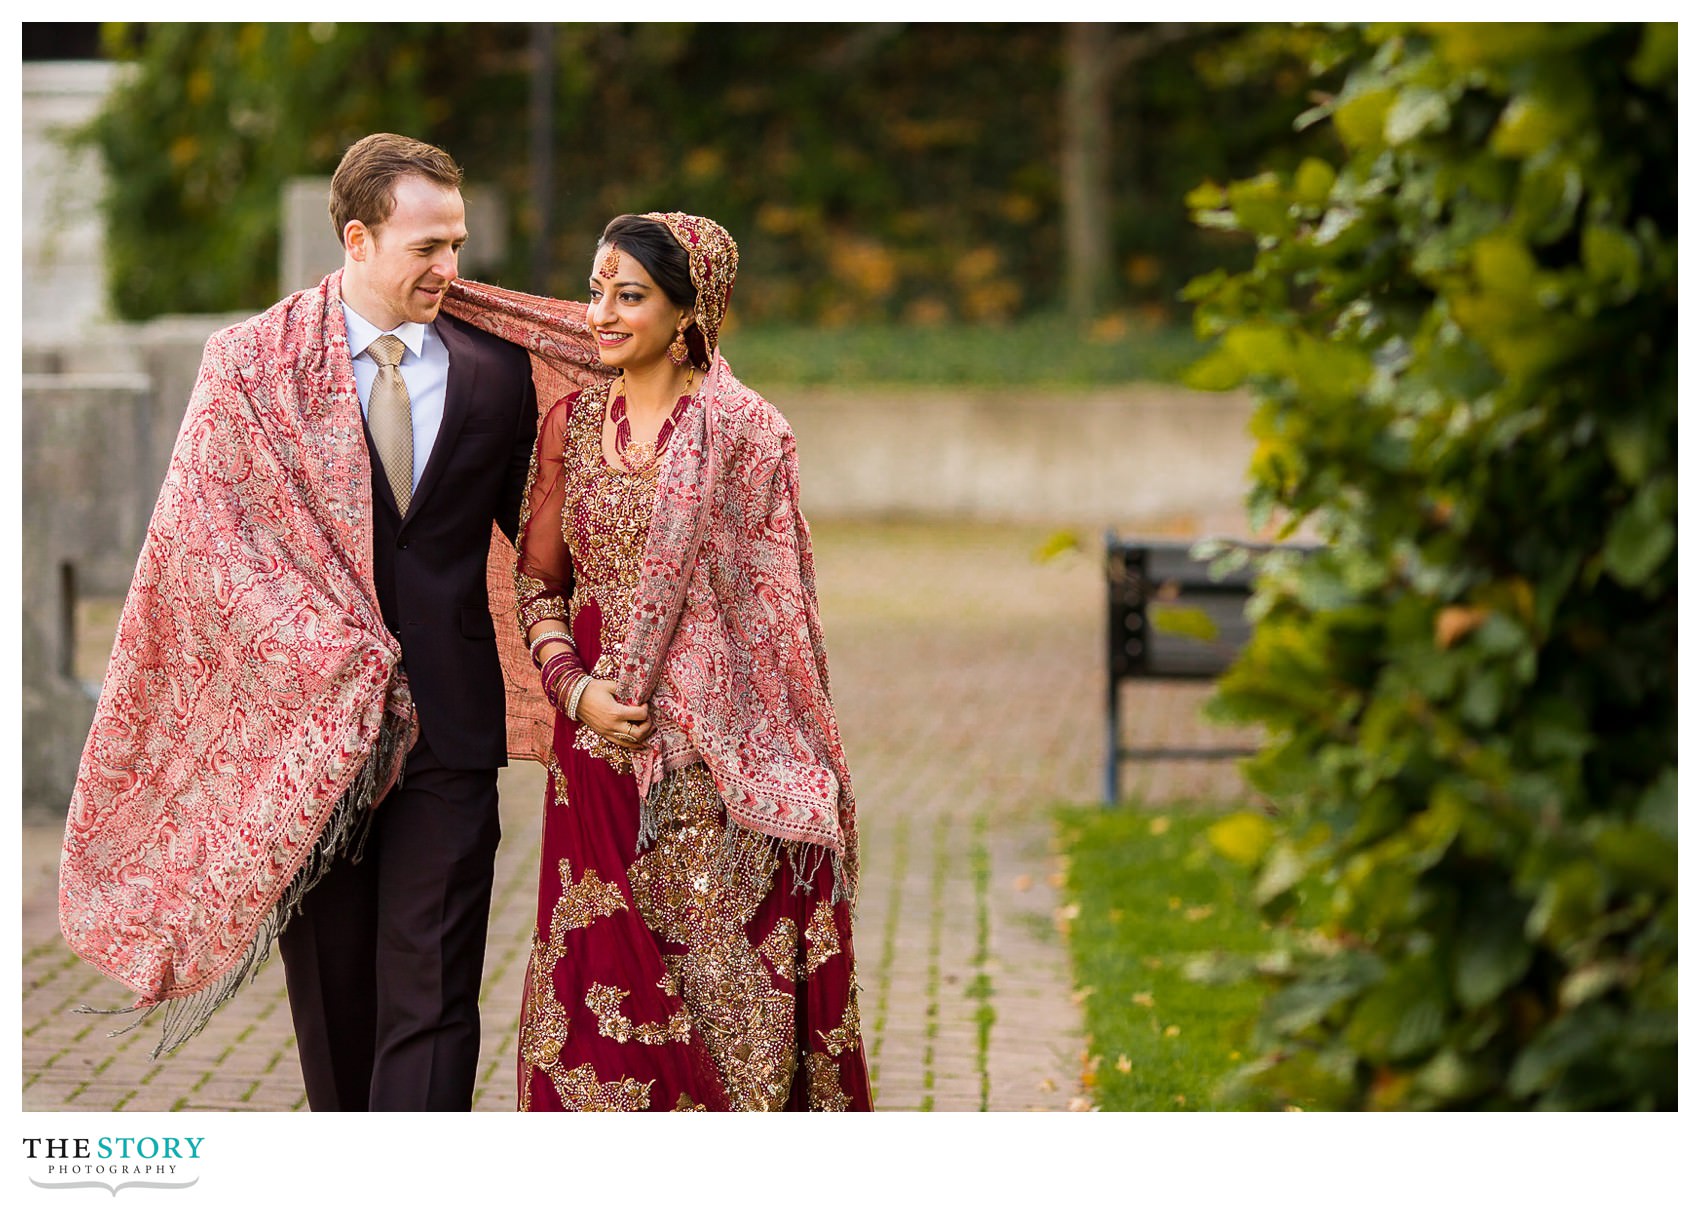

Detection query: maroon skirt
xmin=516 ymin=696 xmax=871 ymax=1111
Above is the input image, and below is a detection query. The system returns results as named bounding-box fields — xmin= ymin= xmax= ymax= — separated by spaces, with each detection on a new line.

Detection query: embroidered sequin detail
xmin=552 ymin=863 xmax=629 ymax=933
xmin=560 ymin=382 xmax=660 ymax=775
xmin=760 ymin=917 xmax=800 ymax=984
xmin=803 ymin=900 xmax=841 ymax=976
xmin=805 ymin=1053 xmax=852 ymax=1112
xmin=516 ymin=942 xmax=564 ymax=1111
xmin=518 ymin=862 xmax=632 ymax=1103
xmin=585 ymin=982 xmax=694 ymax=1046
xmin=550 ymin=1063 xmax=655 ymax=1111
xmin=816 ymin=996 xmax=863 ymax=1058
xmin=628 ymin=764 xmax=798 ymax=1110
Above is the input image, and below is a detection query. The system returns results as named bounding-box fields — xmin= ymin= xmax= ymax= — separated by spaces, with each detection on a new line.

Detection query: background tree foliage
xmin=87 ymin=21 xmax=1329 ymax=326
xmin=1187 ymin=22 xmax=1676 ymax=1110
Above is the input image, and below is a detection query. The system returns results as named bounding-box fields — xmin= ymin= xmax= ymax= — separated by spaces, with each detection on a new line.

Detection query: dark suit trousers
xmin=278 ymin=733 xmax=501 ymax=1111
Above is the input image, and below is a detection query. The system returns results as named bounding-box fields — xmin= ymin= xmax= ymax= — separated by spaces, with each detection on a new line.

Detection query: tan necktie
xmin=366 ymin=335 xmax=413 ymax=514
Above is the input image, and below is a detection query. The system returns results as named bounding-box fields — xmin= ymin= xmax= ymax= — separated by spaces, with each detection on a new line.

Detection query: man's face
xmin=343 ymin=174 xmax=467 ymax=329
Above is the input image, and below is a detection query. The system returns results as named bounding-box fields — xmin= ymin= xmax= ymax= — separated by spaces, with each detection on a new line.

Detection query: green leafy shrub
xmin=1184 ymin=22 xmax=1675 ymax=1110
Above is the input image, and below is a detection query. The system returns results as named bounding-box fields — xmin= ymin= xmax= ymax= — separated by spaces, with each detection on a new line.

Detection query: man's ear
xmin=343 ymin=220 xmax=370 ymax=262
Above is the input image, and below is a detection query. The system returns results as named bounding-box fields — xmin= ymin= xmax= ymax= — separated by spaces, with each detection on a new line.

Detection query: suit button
xmin=398 ymin=540 xmax=410 ymax=550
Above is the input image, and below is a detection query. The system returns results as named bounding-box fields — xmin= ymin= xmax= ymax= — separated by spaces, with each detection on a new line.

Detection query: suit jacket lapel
xmin=406 ymin=311 xmax=479 ymax=524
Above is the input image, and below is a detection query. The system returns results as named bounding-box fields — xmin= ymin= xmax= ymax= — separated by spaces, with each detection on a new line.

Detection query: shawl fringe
xmin=77 ymin=708 xmax=413 ymax=1059
xmin=639 ymin=773 xmax=849 ymax=906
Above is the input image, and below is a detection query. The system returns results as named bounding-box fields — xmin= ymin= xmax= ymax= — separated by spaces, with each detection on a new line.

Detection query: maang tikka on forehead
xmin=597 ymin=243 xmax=622 ymax=281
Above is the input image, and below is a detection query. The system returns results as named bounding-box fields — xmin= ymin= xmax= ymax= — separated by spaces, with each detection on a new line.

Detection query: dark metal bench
xmin=1103 ymin=534 xmax=1310 ymax=803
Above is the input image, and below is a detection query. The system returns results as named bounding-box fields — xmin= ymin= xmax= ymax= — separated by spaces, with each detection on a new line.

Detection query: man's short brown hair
xmin=328 ymin=133 xmax=464 ymax=244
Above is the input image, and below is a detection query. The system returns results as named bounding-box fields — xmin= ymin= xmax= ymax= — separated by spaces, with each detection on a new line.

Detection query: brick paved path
xmin=21 ymin=519 xmax=1254 ymax=1112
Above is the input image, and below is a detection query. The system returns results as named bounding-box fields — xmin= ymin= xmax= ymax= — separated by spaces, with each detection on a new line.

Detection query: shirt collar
xmin=342 ymin=302 xmax=429 ymax=361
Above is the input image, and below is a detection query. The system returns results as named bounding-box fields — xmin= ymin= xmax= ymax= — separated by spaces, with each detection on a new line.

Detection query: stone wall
xmin=22 ymin=374 xmax=154 ymax=815
xmin=782 ymin=385 xmax=1254 ymax=529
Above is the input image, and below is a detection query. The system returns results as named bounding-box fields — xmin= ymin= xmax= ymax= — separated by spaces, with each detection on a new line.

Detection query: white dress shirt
xmin=342 ymin=303 xmax=452 ymax=496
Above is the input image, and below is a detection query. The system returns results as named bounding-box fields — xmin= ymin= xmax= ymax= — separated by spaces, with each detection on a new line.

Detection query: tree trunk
xmin=1062 ymin=22 xmax=1115 ymax=322
xmin=528 ymin=22 xmax=555 ymax=292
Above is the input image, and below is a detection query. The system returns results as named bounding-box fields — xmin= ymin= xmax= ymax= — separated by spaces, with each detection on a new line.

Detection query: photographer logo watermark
xmin=23 ymin=1137 xmax=202 ymax=1196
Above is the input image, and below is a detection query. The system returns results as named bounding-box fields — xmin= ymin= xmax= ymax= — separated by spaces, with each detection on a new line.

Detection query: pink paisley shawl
xmin=57 ymin=271 xmax=598 ymax=1055
xmin=616 ymin=351 xmax=860 ymax=901
xmin=446 ymin=280 xmax=860 ymax=903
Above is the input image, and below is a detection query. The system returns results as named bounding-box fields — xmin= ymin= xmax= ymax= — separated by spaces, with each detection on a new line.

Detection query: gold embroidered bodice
xmin=515 ymin=381 xmax=660 ymax=773
xmin=560 ymin=383 xmax=659 ymax=667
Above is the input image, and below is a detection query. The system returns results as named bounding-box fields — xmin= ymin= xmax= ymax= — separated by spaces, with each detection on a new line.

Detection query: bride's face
xmin=586 ymin=245 xmax=688 ymax=373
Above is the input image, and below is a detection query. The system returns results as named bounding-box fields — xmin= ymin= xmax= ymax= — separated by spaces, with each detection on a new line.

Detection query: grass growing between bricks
xmin=1055 ymin=803 xmax=1275 ymax=1111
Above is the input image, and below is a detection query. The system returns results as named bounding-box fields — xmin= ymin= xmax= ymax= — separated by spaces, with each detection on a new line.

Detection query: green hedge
xmin=1184 ymin=23 xmax=1676 ymax=1110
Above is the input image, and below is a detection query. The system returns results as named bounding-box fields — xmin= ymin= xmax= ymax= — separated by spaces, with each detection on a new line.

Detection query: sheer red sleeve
xmin=515 ymin=393 xmax=576 ymax=630
xmin=515 ymin=393 xmax=590 ymax=708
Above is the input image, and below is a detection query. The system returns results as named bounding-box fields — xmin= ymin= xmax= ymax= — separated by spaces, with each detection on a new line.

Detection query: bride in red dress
xmin=512 ymin=212 xmax=871 ymax=1111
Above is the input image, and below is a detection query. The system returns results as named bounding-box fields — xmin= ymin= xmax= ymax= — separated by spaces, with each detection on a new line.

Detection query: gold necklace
xmin=610 ymin=367 xmax=696 ymax=477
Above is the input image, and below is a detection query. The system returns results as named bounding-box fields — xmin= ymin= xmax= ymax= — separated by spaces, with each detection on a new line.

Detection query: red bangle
xmin=557 ymin=672 xmax=589 ymax=715
xmin=540 ymin=652 xmax=581 ymax=707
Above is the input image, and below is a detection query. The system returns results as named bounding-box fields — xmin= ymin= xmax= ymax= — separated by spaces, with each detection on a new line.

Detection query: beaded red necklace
xmin=609 ymin=369 xmax=696 ymax=478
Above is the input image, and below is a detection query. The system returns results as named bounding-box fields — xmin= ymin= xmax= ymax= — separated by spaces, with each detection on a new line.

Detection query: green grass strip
xmin=967 ymin=809 xmax=994 ymax=1112
xmin=722 ymin=320 xmax=1203 ymax=388
xmin=1055 ymin=804 xmax=1270 ymax=1111
xmin=919 ymin=812 xmax=951 ymax=1111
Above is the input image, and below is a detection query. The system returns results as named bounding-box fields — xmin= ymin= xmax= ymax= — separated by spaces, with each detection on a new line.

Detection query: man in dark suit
xmin=276 ymin=133 xmax=537 ymax=1112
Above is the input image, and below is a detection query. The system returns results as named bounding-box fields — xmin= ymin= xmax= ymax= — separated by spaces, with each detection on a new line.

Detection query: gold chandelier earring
xmin=668 ymin=320 xmax=691 ymax=367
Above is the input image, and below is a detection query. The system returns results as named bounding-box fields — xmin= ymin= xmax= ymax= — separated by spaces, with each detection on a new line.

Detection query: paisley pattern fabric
xmin=613 ymin=351 xmax=860 ymax=900
xmin=59 ymin=271 xmax=420 ymax=1050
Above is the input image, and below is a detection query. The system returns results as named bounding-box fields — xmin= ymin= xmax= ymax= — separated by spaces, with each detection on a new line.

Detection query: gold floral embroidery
xmin=803 ymin=901 xmax=841 ymax=976
xmin=552 ymin=862 xmax=628 ymax=933
xmin=516 ymin=942 xmax=562 ymax=1111
xmin=805 ymin=1053 xmax=852 ymax=1112
xmin=673 ymin=1092 xmax=709 ymax=1111
xmin=517 ymin=933 xmax=563 ymax=1053
xmin=628 ymin=764 xmax=798 ymax=1111
xmin=816 ymin=993 xmax=863 ymax=1058
xmin=760 ymin=917 xmax=799 ymax=984
xmin=549 ymin=1063 xmax=655 ymax=1111
xmin=519 ymin=863 xmax=631 ymax=1104
xmin=585 ymin=982 xmax=695 ymax=1046
xmin=544 ymin=747 xmax=566 ymax=798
